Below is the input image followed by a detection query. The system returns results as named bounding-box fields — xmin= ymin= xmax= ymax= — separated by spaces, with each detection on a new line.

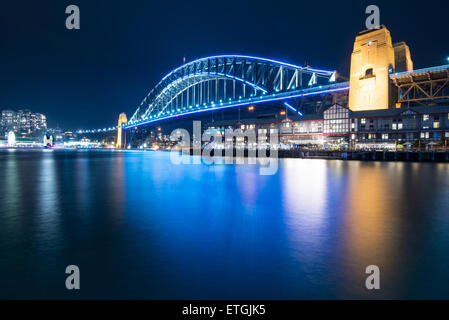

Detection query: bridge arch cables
xmin=127 ymin=55 xmax=338 ymax=128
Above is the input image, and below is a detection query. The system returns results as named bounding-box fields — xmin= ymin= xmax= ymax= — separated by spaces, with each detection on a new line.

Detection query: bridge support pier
xmin=117 ymin=113 xmax=128 ymax=149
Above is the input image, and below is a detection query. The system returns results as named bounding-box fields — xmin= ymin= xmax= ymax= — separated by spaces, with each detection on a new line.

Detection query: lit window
xmin=382 ymin=134 xmax=388 ymax=140
xmin=364 ymin=68 xmax=374 ymax=77
xmin=398 ymin=123 xmax=403 ymax=130
xmin=423 ymin=114 xmax=429 ymax=121
xmin=361 ymin=118 xmax=366 ymax=124
xmin=392 ymin=123 xmax=397 ymax=130
xmin=433 ymin=122 xmax=440 ymax=129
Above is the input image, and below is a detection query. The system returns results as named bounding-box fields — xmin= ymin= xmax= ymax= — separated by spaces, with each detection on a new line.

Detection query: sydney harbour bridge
xmin=78 ymin=55 xmax=348 ymax=134
xmin=125 ymin=55 xmax=343 ymax=128
xmin=78 ymin=26 xmax=449 ymax=148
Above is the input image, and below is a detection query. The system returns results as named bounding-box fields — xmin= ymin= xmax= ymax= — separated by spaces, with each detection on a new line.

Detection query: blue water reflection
xmin=0 ymin=150 xmax=448 ymax=299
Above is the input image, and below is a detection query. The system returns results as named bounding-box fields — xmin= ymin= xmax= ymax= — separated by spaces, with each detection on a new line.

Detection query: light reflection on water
xmin=0 ymin=150 xmax=448 ymax=299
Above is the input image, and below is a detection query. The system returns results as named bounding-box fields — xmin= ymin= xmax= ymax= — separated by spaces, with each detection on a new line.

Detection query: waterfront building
xmin=206 ymin=104 xmax=449 ymax=150
xmin=0 ymin=109 xmax=47 ymax=140
xmin=201 ymin=25 xmax=449 ymax=150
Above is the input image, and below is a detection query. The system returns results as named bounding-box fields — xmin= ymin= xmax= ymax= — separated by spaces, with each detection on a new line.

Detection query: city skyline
xmin=1 ymin=0 xmax=449 ymax=129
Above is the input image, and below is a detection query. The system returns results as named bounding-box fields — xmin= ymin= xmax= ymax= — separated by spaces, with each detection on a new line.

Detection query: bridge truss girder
xmin=129 ymin=55 xmax=336 ymax=125
xmin=395 ymin=77 xmax=449 ymax=104
xmin=392 ymin=66 xmax=449 ymax=106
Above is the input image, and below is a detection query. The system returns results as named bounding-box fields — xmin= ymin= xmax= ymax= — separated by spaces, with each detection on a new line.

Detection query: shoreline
xmin=1 ymin=147 xmax=449 ymax=163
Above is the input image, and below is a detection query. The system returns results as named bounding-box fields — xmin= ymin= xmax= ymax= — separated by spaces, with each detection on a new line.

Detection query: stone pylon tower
xmin=117 ymin=113 xmax=127 ymax=148
xmin=349 ymin=25 xmax=396 ymax=111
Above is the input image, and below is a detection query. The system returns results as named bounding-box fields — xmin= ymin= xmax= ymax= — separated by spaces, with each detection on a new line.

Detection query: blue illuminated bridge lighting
xmin=79 ymin=55 xmax=349 ymax=133
xmin=123 ymin=84 xmax=348 ymax=129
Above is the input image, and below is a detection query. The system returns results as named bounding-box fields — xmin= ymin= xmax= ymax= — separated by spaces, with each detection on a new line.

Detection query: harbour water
xmin=0 ymin=149 xmax=448 ymax=299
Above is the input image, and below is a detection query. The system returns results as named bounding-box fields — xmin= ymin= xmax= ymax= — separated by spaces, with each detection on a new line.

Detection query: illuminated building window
xmin=392 ymin=123 xmax=397 ymax=130
xmin=433 ymin=122 xmax=440 ymax=129
xmin=361 ymin=118 xmax=366 ymax=124
xmin=364 ymin=68 xmax=374 ymax=78
xmin=323 ymin=105 xmax=349 ymax=134
xmin=423 ymin=114 xmax=429 ymax=121
xmin=382 ymin=134 xmax=389 ymax=140
xmin=398 ymin=123 xmax=403 ymax=130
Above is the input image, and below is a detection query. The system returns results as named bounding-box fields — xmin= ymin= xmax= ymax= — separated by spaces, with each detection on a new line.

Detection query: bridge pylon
xmin=116 ymin=113 xmax=128 ymax=148
xmin=348 ymin=25 xmax=413 ymax=111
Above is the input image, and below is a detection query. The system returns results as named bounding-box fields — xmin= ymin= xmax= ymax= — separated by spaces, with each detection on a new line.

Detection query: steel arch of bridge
xmin=126 ymin=55 xmax=339 ymax=128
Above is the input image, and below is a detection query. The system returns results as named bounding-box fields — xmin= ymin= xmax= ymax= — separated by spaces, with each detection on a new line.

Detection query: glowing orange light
xmin=280 ymin=111 xmax=286 ymax=115
xmin=248 ymin=106 xmax=255 ymax=111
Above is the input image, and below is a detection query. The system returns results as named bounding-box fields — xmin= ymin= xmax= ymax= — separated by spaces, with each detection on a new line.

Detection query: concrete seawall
xmin=184 ymin=148 xmax=449 ymax=162
xmin=278 ymin=150 xmax=449 ymax=162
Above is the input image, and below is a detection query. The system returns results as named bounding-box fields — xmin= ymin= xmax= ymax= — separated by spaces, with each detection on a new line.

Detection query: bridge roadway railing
xmin=124 ymin=81 xmax=349 ymax=129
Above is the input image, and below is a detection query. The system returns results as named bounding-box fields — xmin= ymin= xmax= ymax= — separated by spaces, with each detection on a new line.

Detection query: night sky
xmin=1 ymin=0 xmax=448 ymax=129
